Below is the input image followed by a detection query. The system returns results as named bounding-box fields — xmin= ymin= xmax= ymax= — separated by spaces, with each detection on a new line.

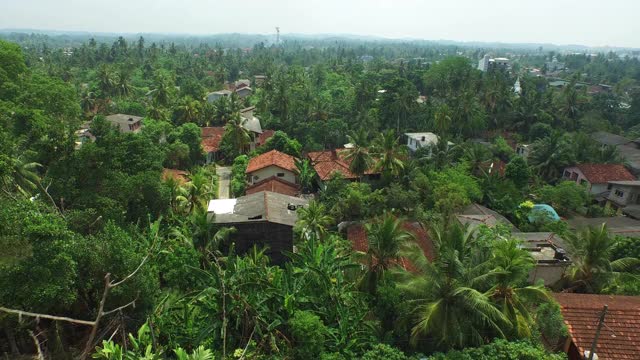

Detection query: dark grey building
xmin=207 ymin=191 xmax=308 ymax=265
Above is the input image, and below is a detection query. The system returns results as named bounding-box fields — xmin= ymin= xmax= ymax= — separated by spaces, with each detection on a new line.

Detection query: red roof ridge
xmin=246 ymin=149 xmax=297 ymax=174
xmin=574 ymin=163 xmax=636 ymax=184
xmin=553 ymin=293 xmax=640 ymax=359
xmin=246 ymin=176 xmax=299 ymax=197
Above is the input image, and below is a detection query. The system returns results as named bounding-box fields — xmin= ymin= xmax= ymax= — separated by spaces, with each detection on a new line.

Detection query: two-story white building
xmin=245 ymin=150 xmax=298 ymax=187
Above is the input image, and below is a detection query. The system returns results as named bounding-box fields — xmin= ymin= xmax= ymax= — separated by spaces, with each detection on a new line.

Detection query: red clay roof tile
xmin=307 ymin=149 xmax=380 ymax=181
xmin=201 ymin=127 xmax=225 ymax=153
xmin=246 ymin=150 xmax=297 ymax=174
xmin=256 ymin=129 xmax=275 ymax=147
xmin=246 ymin=176 xmax=299 ymax=197
xmin=575 ymin=164 xmax=635 ymax=184
xmin=553 ymin=293 xmax=640 ymax=360
xmin=161 ymin=168 xmax=189 ymax=184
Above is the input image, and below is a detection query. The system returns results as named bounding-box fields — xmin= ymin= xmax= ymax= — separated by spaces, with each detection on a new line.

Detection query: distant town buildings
xmin=478 ymin=54 xmax=510 ymax=72
xmin=545 ymin=56 xmax=565 ymax=73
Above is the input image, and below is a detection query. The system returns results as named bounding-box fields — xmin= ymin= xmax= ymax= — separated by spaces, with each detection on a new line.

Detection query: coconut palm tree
xmin=2 ymin=156 xmax=60 ymax=213
xmin=177 ymin=97 xmax=201 ymax=124
xmin=115 ymin=67 xmax=133 ymax=97
xmin=176 ymin=169 xmax=215 ymax=214
xmin=528 ymin=131 xmax=574 ymax=181
xmin=462 ymin=142 xmax=492 ymax=176
xmin=372 ymin=130 xmax=406 ymax=179
xmin=344 ymin=132 xmax=373 ymax=181
xmin=80 ymin=91 xmax=97 ymax=116
xmin=96 ymin=64 xmax=115 ymax=98
xmin=295 ymin=201 xmax=333 ymax=242
xmin=433 ymin=103 xmax=452 ymax=135
xmin=362 ymin=213 xmax=414 ymax=294
xmin=152 ymin=74 xmax=173 ymax=107
xmin=564 ymin=224 xmax=640 ymax=293
xmin=398 ymin=225 xmax=511 ymax=348
xmin=487 ymin=238 xmax=551 ymax=338
xmin=222 ymin=115 xmax=251 ymax=155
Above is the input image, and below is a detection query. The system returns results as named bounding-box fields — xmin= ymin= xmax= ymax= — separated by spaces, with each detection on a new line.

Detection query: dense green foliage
xmin=1 ymin=32 xmax=639 ymax=359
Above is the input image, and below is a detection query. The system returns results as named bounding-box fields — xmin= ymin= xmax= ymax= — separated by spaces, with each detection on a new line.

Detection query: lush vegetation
xmin=2 ymin=31 xmax=640 ymax=359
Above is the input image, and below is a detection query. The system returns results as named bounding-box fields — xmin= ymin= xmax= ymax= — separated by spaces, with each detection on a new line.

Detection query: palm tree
xmin=147 ymin=104 xmax=169 ymax=121
xmin=462 ymin=142 xmax=492 ymax=176
xmin=2 ymin=155 xmax=60 ymax=211
xmin=372 ymin=130 xmax=406 ymax=178
xmin=176 ymin=169 xmax=215 ymax=214
xmin=433 ymin=103 xmax=452 ymax=135
xmin=177 ymin=97 xmax=201 ymax=124
xmin=398 ymin=223 xmax=511 ymax=348
xmin=96 ymin=64 xmax=115 ymax=97
xmin=295 ymin=201 xmax=333 ymax=242
xmin=152 ymin=74 xmax=172 ymax=107
xmin=213 ymin=96 xmax=233 ymax=123
xmin=115 ymin=67 xmax=133 ymax=97
xmin=488 ymin=238 xmax=550 ymax=338
xmin=362 ymin=213 xmax=414 ymax=294
xmin=223 ymin=115 xmax=251 ymax=155
xmin=528 ymin=131 xmax=574 ymax=181
xmin=397 ymin=237 xmax=510 ymax=349
xmin=344 ymin=132 xmax=373 ymax=181
xmin=294 ymin=158 xmax=316 ymax=194
xmin=80 ymin=91 xmax=97 ymax=115
xmin=564 ymin=224 xmax=640 ymax=293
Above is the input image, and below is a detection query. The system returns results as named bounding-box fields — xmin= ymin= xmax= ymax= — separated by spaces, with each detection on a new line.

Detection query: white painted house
xmin=405 ymin=132 xmax=453 ymax=156
xmin=245 ymin=150 xmax=298 ymax=186
xmin=563 ymin=164 xmax=636 ymax=195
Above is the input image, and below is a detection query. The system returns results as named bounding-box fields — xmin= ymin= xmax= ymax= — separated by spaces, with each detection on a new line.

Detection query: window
xmin=615 ymin=189 xmax=624 ymax=197
xmin=276 ymin=172 xmax=285 ymax=177
xmin=563 ymin=170 xmax=570 ymax=178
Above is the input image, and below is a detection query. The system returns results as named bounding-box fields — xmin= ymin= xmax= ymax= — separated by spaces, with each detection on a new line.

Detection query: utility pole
xmin=586 ymin=304 xmax=608 ymax=360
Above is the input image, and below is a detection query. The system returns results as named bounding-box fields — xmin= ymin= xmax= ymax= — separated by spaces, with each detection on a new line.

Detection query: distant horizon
xmin=2 ymin=27 xmax=638 ymax=51
xmin=2 ymin=0 xmax=638 ymax=48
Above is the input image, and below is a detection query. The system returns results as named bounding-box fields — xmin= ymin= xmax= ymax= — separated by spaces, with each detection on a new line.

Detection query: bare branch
xmin=109 ymin=225 xmax=159 ymax=288
xmin=109 ymin=252 xmax=151 ymax=288
xmin=0 ymin=307 xmax=95 ymax=326
xmin=102 ymin=295 xmax=138 ymax=316
xmin=28 ymin=330 xmax=44 ymax=360
xmin=239 ymin=326 xmax=256 ymax=360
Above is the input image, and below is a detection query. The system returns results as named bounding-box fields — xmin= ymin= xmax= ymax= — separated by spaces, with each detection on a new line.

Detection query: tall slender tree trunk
xmin=4 ymin=326 xmax=20 ymax=356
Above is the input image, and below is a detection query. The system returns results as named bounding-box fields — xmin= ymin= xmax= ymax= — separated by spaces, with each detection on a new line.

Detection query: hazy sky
xmin=1 ymin=0 xmax=639 ymax=47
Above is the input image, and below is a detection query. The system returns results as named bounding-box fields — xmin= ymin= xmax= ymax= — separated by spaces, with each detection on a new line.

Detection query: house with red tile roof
xmin=553 ymin=293 xmax=640 ymax=360
xmin=307 ymin=148 xmax=379 ymax=182
xmin=201 ymin=126 xmax=276 ymax=164
xmin=246 ymin=176 xmax=299 ymax=197
xmin=246 ymin=150 xmax=298 ymax=188
xmin=346 ymin=222 xmax=435 ymax=272
xmin=201 ymin=127 xmax=225 ymax=163
xmin=563 ymin=164 xmax=636 ymax=195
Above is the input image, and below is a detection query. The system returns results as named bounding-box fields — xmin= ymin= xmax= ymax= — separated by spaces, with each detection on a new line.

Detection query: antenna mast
xmin=275 ymin=27 xmax=280 ymax=45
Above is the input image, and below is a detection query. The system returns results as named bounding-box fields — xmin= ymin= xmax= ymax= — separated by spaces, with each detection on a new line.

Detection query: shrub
xmin=427 ymin=339 xmax=566 ymax=360
xmin=536 ymin=181 xmax=589 ymax=216
xmin=289 ymin=311 xmax=326 ymax=360
xmin=361 ymin=344 xmax=408 ymax=360
xmin=230 ymin=155 xmax=249 ymax=197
